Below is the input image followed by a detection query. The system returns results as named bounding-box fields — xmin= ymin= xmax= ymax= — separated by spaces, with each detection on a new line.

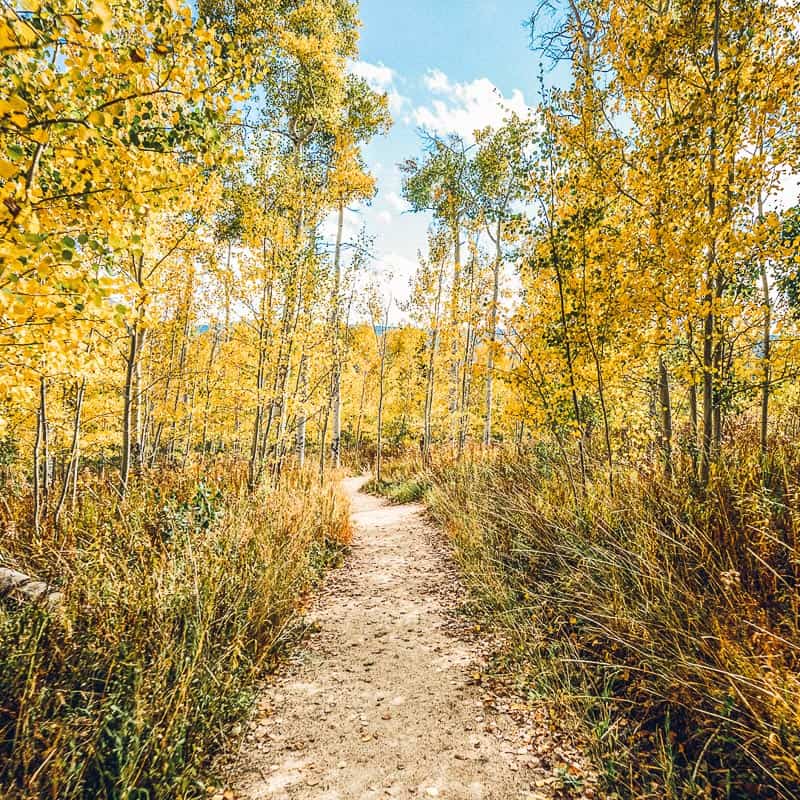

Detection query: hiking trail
xmin=226 ymin=476 xmax=597 ymax=800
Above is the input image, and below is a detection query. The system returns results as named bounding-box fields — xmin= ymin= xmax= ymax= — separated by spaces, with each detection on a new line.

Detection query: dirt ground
xmin=225 ymin=476 xmax=598 ymax=800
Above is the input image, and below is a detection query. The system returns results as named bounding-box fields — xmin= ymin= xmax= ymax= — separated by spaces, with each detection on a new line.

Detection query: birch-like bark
xmin=40 ymin=377 xmax=50 ymax=504
xmin=449 ymin=217 xmax=462 ymax=452
xmin=33 ymin=385 xmax=43 ymax=534
xmin=296 ymin=353 xmax=308 ymax=468
xmin=376 ymin=333 xmax=387 ymax=483
xmin=700 ymin=0 xmax=721 ymax=487
xmin=55 ymin=378 xmax=86 ymax=525
xmin=757 ymin=188 xmax=771 ymax=460
xmin=120 ymin=322 xmax=141 ymax=496
xmin=658 ymin=355 xmax=673 ymax=479
xmin=132 ymin=348 xmax=143 ymax=473
xmin=201 ymin=328 xmax=219 ymax=460
xmin=249 ymin=279 xmax=271 ymax=489
xmin=330 ymin=200 xmax=345 ymax=468
xmin=424 ymin=257 xmax=446 ymax=464
xmin=483 ymin=220 xmax=502 ymax=447
xmin=355 ymin=367 xmax=368 ymax=464
xmin=458 ymin=252 xmax=478 ymax=457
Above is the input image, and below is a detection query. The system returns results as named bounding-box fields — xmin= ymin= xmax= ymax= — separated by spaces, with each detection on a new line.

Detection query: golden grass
xmin=375 ymin=439 xmax=800 ymax=799
xmin=0 ymin=461 xmax=350 ymax=799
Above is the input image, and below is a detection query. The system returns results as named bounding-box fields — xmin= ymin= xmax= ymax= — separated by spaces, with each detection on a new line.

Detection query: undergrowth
xmin=375 ymin=441 xmax=800 ymax=799
xmin=363 ymin=461 xmax=430 ymax=504
xmin=0 ymin=461 xmax=351 ymax=799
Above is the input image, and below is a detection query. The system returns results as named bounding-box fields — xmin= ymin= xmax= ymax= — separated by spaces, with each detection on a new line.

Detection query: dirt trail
xmin=228 ymin=476 xmax=595 ymax=800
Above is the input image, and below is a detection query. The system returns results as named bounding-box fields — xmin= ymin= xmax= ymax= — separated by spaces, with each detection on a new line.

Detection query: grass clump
xmin=363 ymin=455 xmax=431 ymax=503
xmin=0 ymin=462 xmax=350 ymax=800
xmin=416 ymin=444 xmax=800 ymax=799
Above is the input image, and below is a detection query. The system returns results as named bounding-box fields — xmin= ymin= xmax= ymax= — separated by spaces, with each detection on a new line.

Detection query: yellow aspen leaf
xmin=89 ymin=0 xmax=113 ymax=33
xmin=0 ymin=160 xmax=18 ymax=180
xmin=63 ymin=14 xmax=81 ymax=35
xmin=0 ymin=23 xmax=14 ymax=49
xmin=87 ymin=110 xmax=110 ymax=127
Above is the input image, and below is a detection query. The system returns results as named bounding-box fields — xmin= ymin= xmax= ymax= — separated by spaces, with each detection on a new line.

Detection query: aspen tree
xmin=471 ymin=117 xmax=534 ymax=446
xmin=402 ymin=135 xmax=474 ymax=453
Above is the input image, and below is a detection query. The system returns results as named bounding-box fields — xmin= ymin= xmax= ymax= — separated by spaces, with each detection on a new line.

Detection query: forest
xmin=1 ymin=0 xmax=800 ymax=798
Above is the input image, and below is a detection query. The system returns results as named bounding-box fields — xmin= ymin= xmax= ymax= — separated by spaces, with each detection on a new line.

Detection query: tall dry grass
xmin=0 ymin=462 xmax=350 ymax=799
xmin=375 ymin=438 xmax=800 ymax=798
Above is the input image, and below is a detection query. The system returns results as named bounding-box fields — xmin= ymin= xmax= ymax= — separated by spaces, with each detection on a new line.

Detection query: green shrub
xmin=363 ymin=454 xmax=431 ymax=503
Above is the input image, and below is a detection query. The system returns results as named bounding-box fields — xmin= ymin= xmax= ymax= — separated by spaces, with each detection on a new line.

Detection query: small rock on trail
xmin=226 ymin=476 xmax=597 ymax=800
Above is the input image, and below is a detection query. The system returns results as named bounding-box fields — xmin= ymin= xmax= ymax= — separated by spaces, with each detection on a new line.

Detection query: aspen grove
xmin=2 ymin=0 xmax=800 ymax=798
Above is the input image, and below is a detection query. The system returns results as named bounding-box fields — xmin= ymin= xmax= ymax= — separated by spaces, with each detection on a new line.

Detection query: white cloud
xmin=388 ymin=90 xmax=409 ymax=115
xmin=349 ymin=60 xmax=409 ymax=118
xmin=385 ymin=191 xmax=410 ymax=214
xmin=382 ymin=252 xmax=419 ymax=309
xmin=772 ymin=171 xmax=799 ymax=212
xmin=362 ymin=251 xmax=419 ymax=321
xmin=376 ymin=210 xmax=393 ymax=226
xmin=423 ymin=69 xmax=451 ymax=94
xmin=374 ymin=251 xmax=418 ymax=278
xmin=414 ymin=69 xmax=532 ymax=140
xmin=319 ymin=205 xmax=363 ymax=244
xmin=349 ymin=60 xmax=396 ymax=92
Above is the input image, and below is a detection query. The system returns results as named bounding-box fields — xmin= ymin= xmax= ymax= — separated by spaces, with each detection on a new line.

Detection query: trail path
xmin=228 ymin=476 xmax=596 ymax=800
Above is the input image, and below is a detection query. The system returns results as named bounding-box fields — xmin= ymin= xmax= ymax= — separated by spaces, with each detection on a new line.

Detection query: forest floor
xmin=223 ymin=476 xmax=599 ymax=800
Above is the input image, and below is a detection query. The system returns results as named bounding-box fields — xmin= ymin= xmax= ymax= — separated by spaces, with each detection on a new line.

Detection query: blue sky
xmin=335 ymin=0 xmax=566 ymax=317
xmin=335 ymin=1 xmax=799 ymax=319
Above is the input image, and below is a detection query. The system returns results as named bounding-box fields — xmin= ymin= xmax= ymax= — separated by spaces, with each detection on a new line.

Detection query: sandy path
xmin=228 ymin=476 xmax=593 ymax=800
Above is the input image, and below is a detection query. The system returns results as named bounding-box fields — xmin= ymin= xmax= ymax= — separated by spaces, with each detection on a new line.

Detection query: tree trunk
xmin=120 ymin=323 xmax=140 ymax=497
xmin=132 ymin=348 xmax=144 ymax=474
xmin=376 ymin=335 xmax=387 ymax=483
xmin=700 ymin=0 xmax=721 ymax=488
xmin=40 ymin=377 xmax=50 ymax=506
xmin=658 ymin=354 xmax=673 ymax=478
xmin=458 ymin=254 xmax=478 ymax=458
xmin=150 ymin=307 xmax=179 ymax=469
xmin=201 ymin=328 xmax=219 ymax=459
xmin=758 ymin=189 xmax=771 ymax=460
xmin=168 ymin=306 xmax=191 ymax=462
xmin=296 ymin=354 xmax=308 ymax=469
xmin=424 ymin=257 xmax=445 ymax=465
xmin=355 ymin=368 xmax=368 ymax=465
xmin=544 ymin=128 xmax=586 ymax=491
xmin=55 ymin=378 xmax=86 ymax=525
xmin=248 ymin=286 xmax=269 ymax=489
xmin=331 ymin=200 xmax=345 ymax=468
xmin=266 ymin=224 xmax=305 ymax=479
xmin=449 ymin=217 xmax=462 ymax=453
xmin=552 ymin=236 xmax=586 ymax=492
xmin=319 ymin=394 xmax=330 ymax=478
xmin=484 ymin=221 xmax=502 ymax=447
xmin=580 ymin=230 xmax=614 ymax=496
xmin=182 ymin=381 xmax=196 ymax=468
xmin=33 ymin=384 xmax=43 ymax=534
